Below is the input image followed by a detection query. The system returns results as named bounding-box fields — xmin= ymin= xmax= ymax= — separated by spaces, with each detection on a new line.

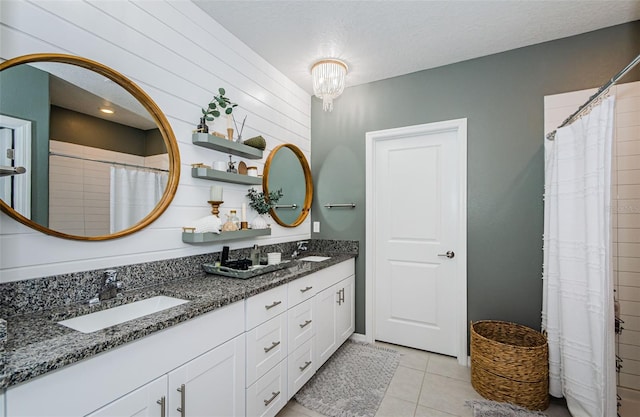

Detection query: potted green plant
xmin=199 ymin=88 xmax=238 ymax=138
xmin=246 ymin=187 xmax=283 ymax=229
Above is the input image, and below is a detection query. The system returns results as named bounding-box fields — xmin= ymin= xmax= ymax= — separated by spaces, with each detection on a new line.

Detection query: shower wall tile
xmin=620 ymin=272 xmax=640 ymax=288
xmin=620 ymin=329 xmax=640 ymax=345
xmin=618 ymin=111 xmax=640 ymax=128
xmin=618 ymin=155 xmax=640 ymax=170
xmin=619 ymin=286 xmax=640 ymax=301
xmin=619 ymin=214 xmax=640 ymax=228
xmin=620 ymin=300 xmax=640 ymax=317
xmin=622 ymin=315 xmax=640 ymax=332
xmin=624 ymin=358 xmax=640 ymax=376
xmin=620 ymin=244 xmax=640 ymax=257
xmin=618 ymin=141 xmax=640 ymax=156
xmin=618 ymin=126 xmax=640 ymax=142
xmin=620 ymin=343 xmax=640 ymax=359
xmin=619 ymin=229 xmax=640 ymax=244
xmin=618 ymin=185 xmax=640 ymax=199
xmin=618 ymin=170 xmax=640 ymax=185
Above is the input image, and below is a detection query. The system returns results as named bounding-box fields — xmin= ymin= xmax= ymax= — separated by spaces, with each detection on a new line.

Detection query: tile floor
xmin=276 ymin=342 xmax=572 ymax=417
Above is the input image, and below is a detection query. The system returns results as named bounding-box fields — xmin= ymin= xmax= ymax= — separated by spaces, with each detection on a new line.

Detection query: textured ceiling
xmin=194 ymin=0 xmax=640 ymax=94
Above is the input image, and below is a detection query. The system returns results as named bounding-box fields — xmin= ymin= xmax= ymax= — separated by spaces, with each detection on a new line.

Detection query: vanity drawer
xmin=246 ymin=285 xmax=288 ymax=330
xmin=287 ymin=298 xmax=314 ymax=354
xmin=246 ymin=359 xmax=287 ymax=417
xmin=313 ymin=258 xmax=354 ymax=291
xmin=246 ymin=313 xmax=288 ymax=386
xmin=287 ymin=273 xmax=316 ymax=307
xmin=287 ymin=338 xmax=314 ymax=400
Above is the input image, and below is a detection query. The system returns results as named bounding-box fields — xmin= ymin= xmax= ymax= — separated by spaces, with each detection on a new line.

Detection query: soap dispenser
xmin=250 ymin=244 xmax=260 ymax=266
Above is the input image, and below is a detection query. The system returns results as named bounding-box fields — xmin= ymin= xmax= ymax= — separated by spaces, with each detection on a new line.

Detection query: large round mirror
xmin=263 ymin=144 xmax=312 ymax=227
xmin=0 ymin=54 xmax=180 ymax=240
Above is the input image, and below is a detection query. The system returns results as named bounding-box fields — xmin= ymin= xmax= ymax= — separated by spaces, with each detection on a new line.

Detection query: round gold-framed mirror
xmin=263 ymin=144 xmax=313 ymax=228
xmin=0 ymin=53 xmax=180 ymax=240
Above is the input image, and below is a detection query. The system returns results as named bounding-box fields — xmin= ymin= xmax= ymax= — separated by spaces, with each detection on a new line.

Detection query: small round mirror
xmin=263 ymin=144 xmax=312 ymax=227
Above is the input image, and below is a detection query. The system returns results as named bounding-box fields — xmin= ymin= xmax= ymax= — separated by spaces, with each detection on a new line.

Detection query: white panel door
xmin=374 ymin=123 xmax=461 ymax=356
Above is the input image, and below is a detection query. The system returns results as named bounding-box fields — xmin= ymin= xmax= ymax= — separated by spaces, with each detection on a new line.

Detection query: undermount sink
xmin=298 ymin=256 xmax=331 ymax=262
xmin=58 ymin=296 xmax=189 ymax=334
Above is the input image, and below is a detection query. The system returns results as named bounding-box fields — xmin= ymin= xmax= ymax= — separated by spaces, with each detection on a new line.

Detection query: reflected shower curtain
xmin=542 ymin=96 xmax=616 ymax=417
xmin=110 ymin=166 xmax=168 ymax=233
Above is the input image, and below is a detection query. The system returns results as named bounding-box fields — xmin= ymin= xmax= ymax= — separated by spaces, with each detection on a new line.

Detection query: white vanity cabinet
xmin=6 ymin=302 xmax=245 ymax=417
xmin=313 ymin=262 xmax=356 ymax=367
xmin=4 ymin=258 xmax=355 ymax=417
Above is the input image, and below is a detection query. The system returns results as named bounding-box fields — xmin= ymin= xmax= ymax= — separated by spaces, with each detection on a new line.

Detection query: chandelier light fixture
xmin=311 ymin=59 xmax=348 ymax=112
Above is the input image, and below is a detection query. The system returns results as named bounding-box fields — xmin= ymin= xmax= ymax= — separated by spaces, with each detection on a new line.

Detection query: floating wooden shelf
xmin=182 ymin=228 xmax=271 ymax=243
xmin=191 ymin=167 xmax=263 ymax=185
xmin=192 ymin=133 xmax=263 ymax=160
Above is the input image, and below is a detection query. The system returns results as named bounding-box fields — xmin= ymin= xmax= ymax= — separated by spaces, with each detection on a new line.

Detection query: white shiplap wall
xmin=545 ymin=81 xmax=640 ymax=407
xmin=0 ymin=0 xmax=311 ymax=283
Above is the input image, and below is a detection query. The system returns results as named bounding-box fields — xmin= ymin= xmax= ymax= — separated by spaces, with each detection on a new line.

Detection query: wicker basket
xmin=470 ymin=320 xmax=549 ymax=410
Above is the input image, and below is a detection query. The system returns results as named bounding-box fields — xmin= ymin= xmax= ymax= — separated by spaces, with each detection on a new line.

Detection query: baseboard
xmin=349 ymin=333 xmax=367 ymax=343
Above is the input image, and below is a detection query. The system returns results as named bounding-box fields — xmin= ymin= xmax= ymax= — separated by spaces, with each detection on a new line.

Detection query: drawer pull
xmin=265 ymin=300 xmax=282 ymax=310
xmin=299 ymin=360 xmax=312 ymax=371
xmin=300 ymin=286 xmax=313 ymax=293
xmin=264 ymin=390 xmax=281 ymax=406
xmin=264 ymin=341 xmax=281 ymax=353
xmin=156 ymin=396 xmax=166 ymax=417
xmin=299 ymin=319 xmax=312 ymax=329
xmin=176 ymin=384 xmax=185 ymax=417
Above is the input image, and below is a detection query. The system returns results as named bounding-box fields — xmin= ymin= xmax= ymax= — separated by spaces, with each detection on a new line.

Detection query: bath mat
xmin=294 ymin=340 xmax=401 ymax=417
xmin=465 ymin=399 xmax=548 ymax=417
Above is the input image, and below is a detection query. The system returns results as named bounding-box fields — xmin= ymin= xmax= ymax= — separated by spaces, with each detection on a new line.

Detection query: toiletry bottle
xmin=251 ymin=244 xmax=260 ymax=266
xmin=230 ymin=210 xmax=240 ymax=230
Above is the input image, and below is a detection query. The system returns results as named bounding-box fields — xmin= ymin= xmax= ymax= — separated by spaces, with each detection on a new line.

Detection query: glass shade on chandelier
xmin=311 ymin=59 xmax=348 ymax=112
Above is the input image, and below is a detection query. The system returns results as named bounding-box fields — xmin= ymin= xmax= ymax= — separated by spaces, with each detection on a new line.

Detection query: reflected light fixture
xmin=100 ymin=107 xmax=114 ymax=114
xmin=311 ymin=59 xmax=348 ymax=112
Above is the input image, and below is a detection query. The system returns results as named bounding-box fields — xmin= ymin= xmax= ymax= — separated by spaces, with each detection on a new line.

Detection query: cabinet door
xmin=167 ymin=334 xmax=245 ymax=417
xmin=336 ymin=275 xmax=355 ymax=345
xmin=314 ymin=284 xmax=339 ymax=367
xmin=87 ymin=376 xmax=167 ymax=417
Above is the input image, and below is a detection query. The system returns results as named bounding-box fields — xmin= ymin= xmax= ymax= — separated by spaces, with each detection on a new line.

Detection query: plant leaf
xmin=212 ymin=110 xmax=220 ymax=117
xmin=219 ymin=87 xmax=226 ymax=95
xmin=225 ymin=108 xmax=233 ymax=115
xmin=208 ymin=102 xmax=217 ymax=109
xmin=206 ymin=116 xmax=214 ymax=121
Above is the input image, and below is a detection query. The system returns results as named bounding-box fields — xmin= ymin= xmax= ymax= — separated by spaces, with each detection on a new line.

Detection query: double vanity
xmin=0 ymin=53 xmax=351 ymax=417
xmin=1 ymin=252 xmax=356 ymax=417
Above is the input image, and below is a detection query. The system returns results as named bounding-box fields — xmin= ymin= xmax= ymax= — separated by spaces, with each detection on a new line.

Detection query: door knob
xmin=438 ymin=251 xmax=455 ymax=259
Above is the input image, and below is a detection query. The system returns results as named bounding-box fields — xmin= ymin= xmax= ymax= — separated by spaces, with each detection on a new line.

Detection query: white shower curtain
xmin=542 ymin=96 xmax=616 ymax=417
xmin=110 ymin=166 xmax=168 ymax=233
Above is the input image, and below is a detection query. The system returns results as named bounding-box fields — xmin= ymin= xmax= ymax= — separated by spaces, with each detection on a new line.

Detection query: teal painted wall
xmin=311 ymin=22 xmax=640 ymax=335
xmin=0 ymin=64 xmax=50 ymax=226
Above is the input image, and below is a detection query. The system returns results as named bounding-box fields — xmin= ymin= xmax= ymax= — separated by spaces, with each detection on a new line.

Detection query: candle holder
xmin=208 ymin=200 xmax=223 ymax=217
xmin=240 ymin=221 xmax=249 ymax=230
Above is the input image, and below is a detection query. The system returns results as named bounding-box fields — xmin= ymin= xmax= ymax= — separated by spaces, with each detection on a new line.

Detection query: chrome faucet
xmin=98 ymin=269 xmax=122 ymax=301
xmin=292 ymin=240 xmax=309 ymax=258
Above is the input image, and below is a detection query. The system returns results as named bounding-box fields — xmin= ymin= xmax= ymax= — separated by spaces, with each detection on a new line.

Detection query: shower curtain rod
xmin=49 ymin=151 xmax=169 ymax=172
xmin=546 ymin=53 xmax=640 ymax=141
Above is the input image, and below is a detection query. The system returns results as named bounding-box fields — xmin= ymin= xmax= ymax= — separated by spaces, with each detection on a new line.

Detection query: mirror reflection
xmin=263 ymin=144 xmax=312 ymax=227
xmin=0 ymin=54 xmax=180 ymax=240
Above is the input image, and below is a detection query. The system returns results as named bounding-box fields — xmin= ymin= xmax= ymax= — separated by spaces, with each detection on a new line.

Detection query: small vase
xmin=196 ymin=117 xmax=209 ymax=133
xmin=252 ymin=214 xmax=269 ymax=229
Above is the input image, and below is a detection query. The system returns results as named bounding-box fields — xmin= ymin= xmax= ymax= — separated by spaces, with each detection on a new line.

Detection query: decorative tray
xmin=202 ymin=260 xmax=293 ymax=279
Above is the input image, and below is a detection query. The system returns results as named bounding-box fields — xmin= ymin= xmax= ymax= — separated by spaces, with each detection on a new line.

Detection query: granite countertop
xmin=1 ymin=253 xmax=354 ymax=389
